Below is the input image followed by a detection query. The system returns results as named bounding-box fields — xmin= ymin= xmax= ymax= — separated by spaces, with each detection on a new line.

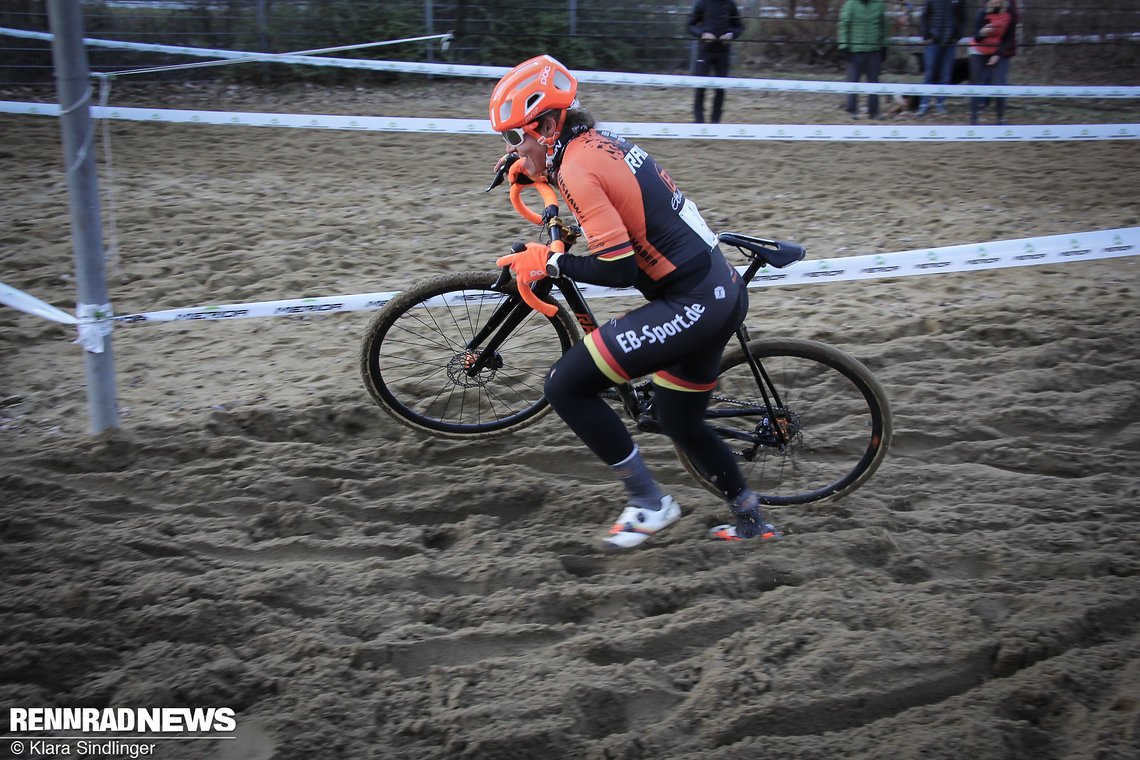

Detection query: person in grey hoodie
xmin=917 ymin=0 xmax=965 ymax=115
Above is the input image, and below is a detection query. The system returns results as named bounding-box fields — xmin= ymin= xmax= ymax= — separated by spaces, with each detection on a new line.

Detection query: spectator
xmin=838 ymin=0 xmax=890 ymax=119
xmin=917 ymin=0 xmax=965 ymax=116
xmin=992 ymin=0 xmax=1019 ymax=124
xmin=968 ymin=0 xmax=1013 ymax=124
xmin=892 ymin=0 xmax=921 ymax=37
xmin=687 ymin=0 xmax=744 ymax=123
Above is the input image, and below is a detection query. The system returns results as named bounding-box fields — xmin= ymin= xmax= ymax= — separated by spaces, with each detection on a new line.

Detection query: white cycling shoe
xmin=601 ymin=495 xmax=682 ymax=550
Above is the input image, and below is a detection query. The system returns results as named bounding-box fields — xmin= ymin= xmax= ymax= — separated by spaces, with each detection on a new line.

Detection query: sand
xmin=2 ymin=80 xmax=1139 ymax=759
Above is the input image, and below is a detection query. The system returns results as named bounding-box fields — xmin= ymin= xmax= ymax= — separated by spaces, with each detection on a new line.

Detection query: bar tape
xmin=6 ymin=226 xmax=1130 ymax=330
xmin=3 ymin=27 xmax=1138 ymax=99
xmin=3 ymin=101 xmax=1136 ymax=142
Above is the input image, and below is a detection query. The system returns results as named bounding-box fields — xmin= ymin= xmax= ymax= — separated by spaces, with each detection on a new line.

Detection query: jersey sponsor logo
xmin=559 ymin=181 xmax=583 ymax=220
xmin=656 ymin=165 xmax=684 ymax=210
xmin=624 ymin=144 xmax=649 ymax=174
xmin=614 ymin=304 xmax=706 ymax=353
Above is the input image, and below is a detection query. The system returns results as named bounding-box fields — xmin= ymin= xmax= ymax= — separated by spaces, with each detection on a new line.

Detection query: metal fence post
xmin=46 ymin=0 xmax=119 ymax=434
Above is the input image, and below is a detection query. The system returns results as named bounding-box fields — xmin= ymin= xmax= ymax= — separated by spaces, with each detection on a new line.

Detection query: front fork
xmin=549 ymin=276 xmax=654 ymax=427
xmin=463 ymin=273 xmax=560 ymax=376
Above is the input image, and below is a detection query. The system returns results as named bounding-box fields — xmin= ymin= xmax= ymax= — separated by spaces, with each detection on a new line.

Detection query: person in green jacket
xmin=838 ymin=0 xmax=890 ymax=119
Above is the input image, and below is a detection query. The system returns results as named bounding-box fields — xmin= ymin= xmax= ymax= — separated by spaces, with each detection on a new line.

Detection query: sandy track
xmin=2 ymin=82 xmax=1139 ymax=759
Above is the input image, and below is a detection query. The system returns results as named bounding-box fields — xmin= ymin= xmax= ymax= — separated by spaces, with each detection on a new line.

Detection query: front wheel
xmin=360 ymin=271 xmax=580 ymax=438
xmin=675 ymin=338 xmax=892 ymax=506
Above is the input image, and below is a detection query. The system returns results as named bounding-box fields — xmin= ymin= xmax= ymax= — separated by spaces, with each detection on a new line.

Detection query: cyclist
xmin=491 ymin=55 xmax=782 ymax=549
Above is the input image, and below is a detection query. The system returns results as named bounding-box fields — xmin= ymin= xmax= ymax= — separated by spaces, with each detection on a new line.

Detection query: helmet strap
xmin=534 ymin=110 xmax=568 ymax=153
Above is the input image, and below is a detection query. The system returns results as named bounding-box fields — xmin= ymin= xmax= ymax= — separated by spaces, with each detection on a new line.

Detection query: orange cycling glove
xmin=496 ymin=243 xmax=551 ymax=287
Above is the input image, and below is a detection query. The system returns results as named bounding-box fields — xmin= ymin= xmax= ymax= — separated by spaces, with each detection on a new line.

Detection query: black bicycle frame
xmin=465 ymin=249 xmax=792 ymax=449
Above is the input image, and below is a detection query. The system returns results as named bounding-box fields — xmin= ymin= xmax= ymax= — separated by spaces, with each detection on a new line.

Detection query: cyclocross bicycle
xmin=360 ymin=166 xmax=892 ymax=506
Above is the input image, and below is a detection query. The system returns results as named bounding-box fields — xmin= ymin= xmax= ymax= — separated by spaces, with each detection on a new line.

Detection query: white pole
xmin=46 ymin=0 xmax=119 ymax=434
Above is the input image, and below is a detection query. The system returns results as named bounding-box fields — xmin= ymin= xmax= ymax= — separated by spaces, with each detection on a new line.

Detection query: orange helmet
xmin=489 ymin=55 xmax=577 ymax=140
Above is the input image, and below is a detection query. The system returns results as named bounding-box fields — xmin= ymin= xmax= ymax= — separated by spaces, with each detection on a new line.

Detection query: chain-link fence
xmin=2 ymin=0 xmax=1138 ymax=86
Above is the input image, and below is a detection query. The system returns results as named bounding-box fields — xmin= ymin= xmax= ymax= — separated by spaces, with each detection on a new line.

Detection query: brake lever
xmin=492 ymin=265 xmax=512 ymax=290
xmin=485 ymin=163 xmax=509 ymax=193
xmin=485 ymin=153 xmax=521 ymax=192
xmin=492 ymin=242 xmax=527 ymax=290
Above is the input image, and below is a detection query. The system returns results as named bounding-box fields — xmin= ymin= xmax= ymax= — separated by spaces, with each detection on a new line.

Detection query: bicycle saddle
xmin=717 ymin=233 xmax=806 ymax=269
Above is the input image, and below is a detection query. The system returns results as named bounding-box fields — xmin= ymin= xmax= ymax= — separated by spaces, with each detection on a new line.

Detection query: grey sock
xmin=730 ymin=489 xmax=773 ymax=538
xmin=610 ymin=446 xmax=666 ymax=511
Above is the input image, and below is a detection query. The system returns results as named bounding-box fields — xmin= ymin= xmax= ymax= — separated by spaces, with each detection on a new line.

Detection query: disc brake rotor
xmin=447 ymin=350 xmax=499 ymax=388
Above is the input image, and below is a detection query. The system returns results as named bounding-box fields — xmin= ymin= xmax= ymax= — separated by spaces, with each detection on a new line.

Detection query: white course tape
xmin=76 ymin=302 xmax=114 ymax=353
xmin=893 ymin=34 xmax=1140 ymax=45
xmin=3 ymin=101 xmax=1136 ymax=142
xmin=575 ymin=227 xmax=1139 ymax=299
xmin=3 ymin=27 xmax=1139 ymax=99
xmin=0 ymin=285 xmax=114 ymax=352
xmin=98 ymin=227 xmax=1135 ymax=325
xmin=113 ymin=293 xmax=399 ymax=324
xmin=0 ymin=280 xmax=77 ymax=324
xmin=4 ymin=229 xmax=1135 ymax=333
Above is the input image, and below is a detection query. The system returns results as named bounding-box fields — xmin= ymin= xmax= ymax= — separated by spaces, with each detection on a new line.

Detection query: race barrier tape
xmin=891 ymin=34 xmax=1140 ymax=45
xmin=4 ymin=228 xmax=1134 ymax=335
xmin=0 ymin=281 xmax=78 ymax=324
xmin=3 ymin=27 xmax=1139 ymax=99
xmin=4 ymin=101 xmax=1137 ymax=142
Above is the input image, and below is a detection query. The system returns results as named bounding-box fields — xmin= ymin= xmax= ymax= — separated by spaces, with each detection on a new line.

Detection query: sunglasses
xmin=501 ymin=126 xmax=528 ymax=147
xmin=501 ymin=119 xmax=543 ymax=147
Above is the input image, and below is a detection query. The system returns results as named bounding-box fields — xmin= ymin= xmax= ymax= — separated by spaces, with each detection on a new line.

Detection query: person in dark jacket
xmin=917 ymin=0 xmax=965 ymax=115
xmin=990 ymin=0 xmax=1019 ymax=124
xmin=687 ymin=0 xmax=744 ymax=123
xmin=968 ymin=0 xmax=1013 ymax=123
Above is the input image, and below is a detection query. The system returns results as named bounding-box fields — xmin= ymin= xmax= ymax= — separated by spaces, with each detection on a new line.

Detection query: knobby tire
xmin=360 ymin=271 xmax=580 ymax=438
xmin=675 ymin=338 xmax=892 ymax=506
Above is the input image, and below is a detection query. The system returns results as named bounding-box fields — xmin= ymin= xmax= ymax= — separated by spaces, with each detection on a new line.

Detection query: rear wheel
xmin=360 ymin=271 xmax=579 ymax=438
xmin=675 ymin=338 xmax=892 ymax=505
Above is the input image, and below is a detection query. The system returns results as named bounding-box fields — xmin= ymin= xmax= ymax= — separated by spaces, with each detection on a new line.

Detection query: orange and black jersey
xmin=553 ymin=129 xmax=720 ymax=298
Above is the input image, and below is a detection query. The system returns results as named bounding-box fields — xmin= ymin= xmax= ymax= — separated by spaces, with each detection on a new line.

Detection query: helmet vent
xmin=526 ymin=93 xmax=542 ymax=111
